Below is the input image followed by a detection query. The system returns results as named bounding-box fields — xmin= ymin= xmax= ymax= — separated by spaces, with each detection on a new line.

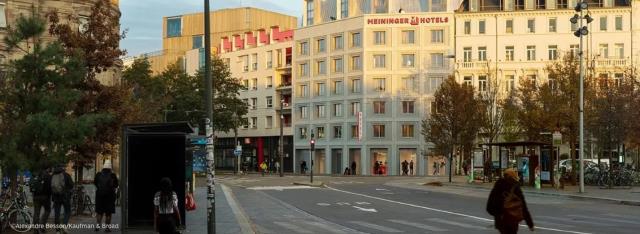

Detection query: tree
xmin=477 ymin=65 xmax=505 ymax=175
xmin=161 ymin=61 xmax=204 ymax=125
xmin=422 ymin=76 xmax=482 ymax=181
xmin=0 ymin=16 xmax=109 ymax=181
xmin=122 ymin=57 xmax=168 ymax=122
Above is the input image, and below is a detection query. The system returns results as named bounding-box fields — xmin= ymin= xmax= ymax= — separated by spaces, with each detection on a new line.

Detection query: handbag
xmin=185 ymin=193 xmax=196 ymax=211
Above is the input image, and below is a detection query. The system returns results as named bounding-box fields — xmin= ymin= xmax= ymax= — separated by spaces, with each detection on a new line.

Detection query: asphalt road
xmin=219 ymin=176 xmax=640 ymax=234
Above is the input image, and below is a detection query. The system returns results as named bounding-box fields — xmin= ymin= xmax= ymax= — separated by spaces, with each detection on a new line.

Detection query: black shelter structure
xmin=480 ymin=141 xmax=553 ymax=186
xmin=121 ymin=122 xmax=194 ymax=231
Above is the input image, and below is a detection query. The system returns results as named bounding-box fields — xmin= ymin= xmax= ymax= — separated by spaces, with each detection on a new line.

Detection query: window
xmin=242 ymin=80 xmax=249 ymax=90
xmin=506 ymin=75 xmax=515 ymax=92
xmin=242 ymin=56 xmax=250 ymax=72
xmin=300 ymin=63 xmax=309 ymax=76
xmin=477 ymin=47 xmax=487 ymax=61
xmin=334 ymin=35 xmax=344 ymax=50
xmin=505 ymin=46 xmax=514 ymax=61
xmin=463 ymin=47 xmax=472 ymax=62
xmin=374 ymin=55 xmax=386 ymax=68
xmin=266 ymin=116 xmax=273 ymax=128
xmin=334 ymin=80 xmax=344 ymax=94
xmin=307 ymin=0 xmax=314 ymax=25
xmin=300 ymin=42 xmax=309 ymax=55
xmin=167 ymin=17 xmax=181 ymax=37
xmin=334 ymin=57 xmax=343 ymax=72
xmin=570 ymin=44 xmax=579 ymax=57
xmin=299 ymin=84 xmax=309 ymax=97
xmin=527 ymin=19 xmax=535 ymax=33
xmin=373 ymin=124 xmax=385 ymax=138
xmin=267 ymin=96 xmax=273 ymax=108
xmin=373 ymin=101 xmax=385 ymax=114
xmin=614 ymin=73 xmax=623 ymax=87
xmin=431 ymin=30 xmax=444 ymax=43
xmin=351 ymin=125 xmax=359 ymax=138
xmin=251 ymin=53 xmax=258 ymax=71
xmin=334 ymin=126 xmax=342 ymax=138
xmin=402 ymin=54 xmax=415 ymax=67
xmin=251 ymin=98 xmax=258 ymax=109
xmin=251 ymin=117 xmax=258 ymax=128
xmin=350 ymin=102 xmax=361 ymax=116
xmin=316 ymin=83 xmax=326 ymax=96
xmin=430 ymin=76 xmax=443 ymax=92
xmin=300 ymin=127 xmax=308 ymax=139
xmin=352 ymin=55 xmax=362 ymax=70
xmin=615 ymin=43 xmax=624 ymax=59
xmin=243 ymin=98 xmax=249 ymax=107
xmin=548 ymin=18 xmax=557 ymax=32
xmin=0 ymin=3 xmax=7 ymax=28
xmin=374 ymin=31 xmax=386 ymax=45
xmin=266 ymin=76 xmax=273 ymax=88
xmin=401 ymin=76 xmax=417 ymax=91
xmin=316 ymin=105 xmax=326 ymax=118
xmin=351 ymin=79 xmax=362 ymax=93
xmin=548 ymin=45 xmax=558 ymax=60
xmin=599 ymin=44 xmax=609 ymax=58
xmin=506 ymin=19 xmax=513 ymax=33
xmin=402 ymin=101 xmax=414 ymax=113
xmin=334 ymin=103 xmax=343 ymax=117
xmin=600 ymin=16 xmax=607 ymax=31
xmin=431 ymin=53 xmax=444 ymax=67
xmin=401 ymin=124 xmax=414 ymax=138
xmin=317 ymin=38 xmax=326 ymax=53
xmin=341 ymin=0 xmax=349 ymax=18
xmin=251 ymin=78 xmax=258 ymax=90
xmin=266 ymin=51 xmax=273 ymax=68
xmin=300 ymin=106 xmax=309 ymax=119
xmin=527 ymin=74 xmax=537 ymax=85
xmin=352 ymin=32 xmax=361 ymax=47
xmin=192 ymin=35 xmax=203 ymax=49
xmin=402 ymin=30 xmax=415 ymax=44
xmin=615 ymin=16 xmax=623 ymax=31
xmin=527 ymin=46 xmax=536 ymax=61
xmin=463 ymin=76 xmax=472 ymax=86
xmin=241 ymin=118 xmax=249 ymax=129
xmin=549 ymin=77 xmax=557 ymax=90
xmin=464 ymin=21 xmax=471 ymax=34
xmin=374 ymin=78 xmax=385 ymax=91
xmin=478 ymin=76 xmax=487 ymax=92
xmin=317 ymin=60 xmax=327 ymax=75
xmin=479 ymin=20 xmax=486 ymax=34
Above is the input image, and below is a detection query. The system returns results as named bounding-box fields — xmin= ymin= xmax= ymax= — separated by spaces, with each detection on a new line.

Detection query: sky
xmin=120 ymin=0 xmax=302 ymax=56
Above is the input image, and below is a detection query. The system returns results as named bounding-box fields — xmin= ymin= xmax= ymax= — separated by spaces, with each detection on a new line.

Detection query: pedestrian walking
xmin=463 ymin=160 xmax=469 ymax=176
xmin=401 ymin=160 xmax=409 ymax=176
xmin=301 ymin=161 xmax=307 ymax=174
xmin=260 ymin=161 xmax=268 ymax=176
xmin=409 ymin=160 xmax=414 ymax=175
xmin=51 ymin=165 xmax=73 ymax=234
xmin=154 ymin=177 xmax=182 ymax=234
xmin=351 ymin=161 xmax=357 ymax=175
xmin=373 ymin=161 xmax=380 ymax=175
xmin=487 ymin=169 xmax=534 ymax=234
xmin=94 ymin=161 xmax=119 ymax=232
xmin=275 ymin=161 xmax=280 ymax=174
xmin=433 ymin=161 xmax=438 ymax=175
xmin=30 ymin=168 xmax=52 ymax=234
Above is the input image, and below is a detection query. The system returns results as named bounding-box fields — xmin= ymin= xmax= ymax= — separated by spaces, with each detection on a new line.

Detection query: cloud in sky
xmin=120 ymin=0 xmax=302 ymax=56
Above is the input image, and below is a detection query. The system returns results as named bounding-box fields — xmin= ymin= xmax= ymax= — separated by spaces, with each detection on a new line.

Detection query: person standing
xmin=351 ymin=161 xmax=357 ymax=176
xmin=401 ymin=160 xmax=408 ymax=176
xmin=487 ymin=169 xmax=534 ymax=234
xmin=275 ymin=161 xmax=280 ymax=174
xmin=409 ymin=160 xmax=414 ymax=176
xmin=260 ymin=161 xmax=268 ymax=176
xmin=94 ymin=161 xmax=119 ymax=232
xmin=301 ymin=161 xmax=307 ymax=174
xmin=154 ymin=177 xmax=182 ymax=234
xmin=51 ymin=165 xmax=73 ymax=234
xmin=373 ymin=161 xmax=380 ymax=175
xmin=31 ymin=168 xmax=52 ymax=234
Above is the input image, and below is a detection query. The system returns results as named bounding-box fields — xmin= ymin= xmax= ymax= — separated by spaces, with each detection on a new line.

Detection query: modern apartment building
xmin=139 ymin=7 xmax=297 ymax=74
xmin=207 ymin=26 xmax=295 ymax=172
xmin=293 ymin=0 xmax=457 ymax=176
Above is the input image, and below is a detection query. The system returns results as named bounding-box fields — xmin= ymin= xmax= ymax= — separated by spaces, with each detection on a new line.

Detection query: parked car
xmin=560 ymin=159 xmax=597 ymax=172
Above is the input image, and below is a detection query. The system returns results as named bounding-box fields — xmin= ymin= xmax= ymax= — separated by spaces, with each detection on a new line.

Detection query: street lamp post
xmin=203 ymin=0 xmax=215 ymax=233
xmin=310 ymin=130 xmax=315 ymax=183
xmin=570 ymin=1 xmax=592 ymax=193
xmin=279 ymin=98 xmax=285 ymax=177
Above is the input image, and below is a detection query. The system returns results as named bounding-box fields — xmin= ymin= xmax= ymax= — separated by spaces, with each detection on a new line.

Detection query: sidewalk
xmin=394 ymin=175 xmax=640 ymax=206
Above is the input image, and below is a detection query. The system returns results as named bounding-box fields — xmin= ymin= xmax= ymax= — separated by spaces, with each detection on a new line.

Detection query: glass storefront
xmin=371 ymin=148 xmax=388 ymax=175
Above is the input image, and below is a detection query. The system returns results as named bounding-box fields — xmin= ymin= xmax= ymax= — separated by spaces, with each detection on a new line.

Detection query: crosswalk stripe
xmin=349 ymin=221 xmax=403 ymax=233
xmin=388 ymin=219 xmax=448 ymax=232
xmin=568 ymin=214 xmax=640 ymax=225
xmin=273 ymin=221 xmax=313 ymax=234
xmin=537 ymin=216 xmax=615 ymax=226
xmin=427 ymin=218 xmax=488 ymax=230
xmin=303 ymin=221 xmax=349 ymax=234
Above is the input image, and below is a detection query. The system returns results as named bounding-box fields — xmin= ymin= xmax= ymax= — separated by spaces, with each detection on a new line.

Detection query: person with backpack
xmin=486 ymin=168 xmax=534 ymax=234
xmin=94 ymin=161 xmax=119 ymax=232
xmin=154 ymin=177 xmax=182 ymax=234
xmin=51 ymin=165 xmax=73 ymax=234
xmin=31 ymin=168 xmax=52 ymax=234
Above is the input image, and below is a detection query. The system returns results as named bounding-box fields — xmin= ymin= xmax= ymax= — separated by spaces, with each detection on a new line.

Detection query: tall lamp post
xmin=570 ymin=1 xmax=592 ymax=193
xmin=310 ymin=130 xmax=315 ymax=183
xmin=203 ymin=0 xmax=215 ymax=233
xmin=279 ymin=98 xmax=285 ymax=177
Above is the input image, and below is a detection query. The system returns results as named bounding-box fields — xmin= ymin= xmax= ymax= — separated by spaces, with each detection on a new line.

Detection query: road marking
xmin=247 ymin=186 xmax=318 ymax=191
xmin=376 ymin=188 xmax=390 ymax=191
xmin=352 ymin=206 xmax=377 ymax=212
xmin=427 ymin=218 xmax=487 ymax=230
xmin=273 ymin=221 xmax=313 ymax=234
xmin=325 ymin=185 xmax=593 ymax=234
xmin=568 ymin=214 xmax=640 ymax=225
xmin=316 ymin=203 xmax=331 ymax=206
xmin=336 ymin=202 xmax=351 ymax=206
xmin=537 ymin=216 xmax=615 ymax=226
xmin=355 ymin=202 xmax=371 ymax=205
xmin=533 ymin=220 xmax=575 ymax=229
xmin=221 ymin=184 xmax=257 ymax=234
xmin=303 ymin=221 xmax=349 ymax=234
xmin=603 ymin=213 xmax=640 ymax=222
xmin=349 ymin=221 xmax=403 ymax=233
xmin=388 ymin=219 xmax=448 ymax=232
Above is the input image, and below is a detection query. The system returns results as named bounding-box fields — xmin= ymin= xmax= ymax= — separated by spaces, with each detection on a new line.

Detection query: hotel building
xmin=293 ymin=0 xmax=457 ymax=175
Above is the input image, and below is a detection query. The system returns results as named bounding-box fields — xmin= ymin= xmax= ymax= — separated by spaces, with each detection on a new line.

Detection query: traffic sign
xmin=234 ymin=149 xmax=242 ymax=157
xmin=190 ymin=137 xmax=208 ymax=145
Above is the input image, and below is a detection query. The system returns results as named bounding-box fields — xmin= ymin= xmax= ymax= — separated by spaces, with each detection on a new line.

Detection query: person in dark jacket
xmin=51 ymin=165 xmax=73 ymax=234
xmin=487 ymin=168 xmax=534 ymax=234
xmin=94 ymin=160 xmax=119 ymax=232
xmin=31 ymin=168 xmax=52 ymax=234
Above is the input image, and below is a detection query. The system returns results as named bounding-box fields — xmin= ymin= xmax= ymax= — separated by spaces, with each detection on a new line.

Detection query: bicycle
xmin=0 ymin=190 xmax=33 ymax=233
xmin=70 ymin=185 xmax=95 ymax=217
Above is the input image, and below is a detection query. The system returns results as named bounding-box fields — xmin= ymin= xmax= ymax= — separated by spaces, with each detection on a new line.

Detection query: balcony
xmin=595 ymin=58 xmax=627 ymax=67
xmin=458 ymin=61 xmax=490 ymax=69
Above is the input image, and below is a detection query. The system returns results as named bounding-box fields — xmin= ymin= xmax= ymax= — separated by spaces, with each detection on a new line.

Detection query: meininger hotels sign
xmin=367 ymin=16 xmax=449 ymax=25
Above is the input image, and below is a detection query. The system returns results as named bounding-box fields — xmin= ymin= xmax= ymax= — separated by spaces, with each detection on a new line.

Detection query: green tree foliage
xmin=122 ymin=57 xmax=168 ymax=122
xmin=0 ymin=16 xmax=109 ymax=175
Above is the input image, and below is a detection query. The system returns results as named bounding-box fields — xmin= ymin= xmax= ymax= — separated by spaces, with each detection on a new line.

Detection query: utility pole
xmin=310 ymin=130 xmax=315 ymax=183
xmin=203 ymin=0 xmax=215 ymax=233
xmin=279 ymin=98 xmax=284 ymax=177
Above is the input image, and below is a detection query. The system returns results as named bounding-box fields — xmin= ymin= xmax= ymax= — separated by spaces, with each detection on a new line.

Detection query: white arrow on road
xmin=352 ymin=206 xmax=377 ymax=212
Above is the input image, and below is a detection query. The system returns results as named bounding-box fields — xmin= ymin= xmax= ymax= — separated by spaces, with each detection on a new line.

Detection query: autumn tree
xmin=422 ymin=76 xmax=482 ymax=182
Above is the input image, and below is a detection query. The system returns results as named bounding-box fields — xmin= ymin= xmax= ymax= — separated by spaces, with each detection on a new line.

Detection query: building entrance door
xmin=399 ymin=149 xmax=417 ymax=176
xmin=332 ymin=149 xmax=343 ymax=174
xmin=371 ymin=148 xmax=388 ymax=175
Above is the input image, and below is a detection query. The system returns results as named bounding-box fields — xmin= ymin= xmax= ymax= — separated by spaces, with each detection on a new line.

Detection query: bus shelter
xmin=480 ymin=141 xmax=553 ymax=187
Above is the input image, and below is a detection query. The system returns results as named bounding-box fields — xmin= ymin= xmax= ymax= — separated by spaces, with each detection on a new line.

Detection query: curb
xmin=292 ymin=181 xmax=325 ymax=187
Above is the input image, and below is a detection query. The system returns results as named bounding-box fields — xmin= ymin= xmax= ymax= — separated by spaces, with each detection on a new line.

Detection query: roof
xmin=124 ymin=122 xmax=194 ymax=134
